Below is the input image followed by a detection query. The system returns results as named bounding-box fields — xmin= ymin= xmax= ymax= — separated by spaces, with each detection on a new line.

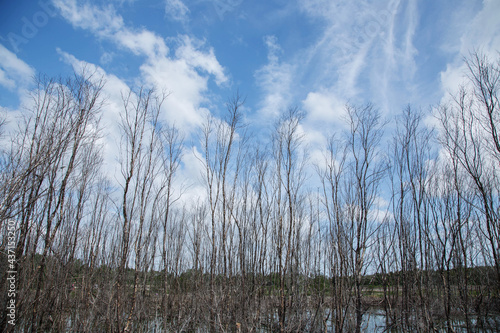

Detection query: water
xmin=86 ymin=309 xmax=500 ymax=332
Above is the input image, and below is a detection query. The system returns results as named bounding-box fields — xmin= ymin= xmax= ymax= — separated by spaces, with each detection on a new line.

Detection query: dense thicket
xmin=1 ymin=53 xmax=499 ymax=332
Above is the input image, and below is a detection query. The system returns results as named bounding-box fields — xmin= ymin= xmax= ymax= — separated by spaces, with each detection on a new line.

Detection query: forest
xmin=0 ymin=52 xmax=499 ymax=332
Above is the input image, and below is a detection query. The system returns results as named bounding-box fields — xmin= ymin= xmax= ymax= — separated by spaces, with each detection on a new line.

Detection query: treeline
xmin=0 ymin=52 xmax=499 ymax=332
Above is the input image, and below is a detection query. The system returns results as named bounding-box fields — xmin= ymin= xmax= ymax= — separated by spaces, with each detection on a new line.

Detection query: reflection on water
xmin=361 ymin=309 xmax=500 ymax=333
xmin=139 ymin=309 xmax=500 ymax=332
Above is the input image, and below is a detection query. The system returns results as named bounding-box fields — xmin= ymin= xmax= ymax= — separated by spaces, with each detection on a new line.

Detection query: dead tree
xmin=271 ymin=107 xmax=306 ymax=333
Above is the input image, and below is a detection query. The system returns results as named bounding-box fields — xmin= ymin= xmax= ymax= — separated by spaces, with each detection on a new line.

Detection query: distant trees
xmin=0 ymin=51 xmax=499 ymax=332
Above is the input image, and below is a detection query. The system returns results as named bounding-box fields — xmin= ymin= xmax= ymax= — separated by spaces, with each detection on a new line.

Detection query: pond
xmin=140 ymin=309 xmax=500 ymax=332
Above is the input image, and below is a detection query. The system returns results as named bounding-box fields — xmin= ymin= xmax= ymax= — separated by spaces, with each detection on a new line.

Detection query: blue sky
xmin=1 ymin=0 xmax=500 ymax=200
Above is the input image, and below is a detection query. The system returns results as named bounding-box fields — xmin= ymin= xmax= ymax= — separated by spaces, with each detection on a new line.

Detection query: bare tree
xmin=438 ymin=52 xmax=500 ymax=290
xmin=0 ymin=70 xmax=104 ymax=332
xmin=271 ymin=107 xmax=307 ymax=332
xmin=318 ymin=133 xmax=350 ymax=333
xmin=3 ymin=52 xmax=500 ymax=332
xmin=199 ymin=93 xmax=244 ymax=331
xmin=158 ymin=124 xmax=183 ymax=329
xmin=343 ymin=103 xmax=386 ymax=333
xmin=116 ymin=88 xmax=168 ymax=332
xmin=389 ymin=106 xmax=436 ymax=330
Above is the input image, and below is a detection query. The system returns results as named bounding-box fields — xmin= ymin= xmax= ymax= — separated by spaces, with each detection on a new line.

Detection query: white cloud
xmin=100 ymin=52 xmax=114 ymax=65
xmin=439 ymin=0 xmax=500 ymax=102
xmin=402 ymin=0 xmax=418 ymax=80
xmin=458 ymin=0 xmax=500 ymax=55
xmin=0 ymin=69 xmax=15 ymax=90
xmin=263 ymin=35 xmax=282 ymax=64
xmin=55 ymin=49 xmax=214 ymax=210
xmin=308 ymin=147 xmax=326 ymax=170
xmin=54 ymin=0 xmax=168 ymax=58
xmin=139 ymin=54 xmax=210 ymax=133
xmin=254 ymin=62 xmax=293 ymax=118
xmin=0 ymin=43 xmax=35 ymax=90
xmin=294 ymin=0 xmax=427 ymax=116
xmin=57 ymin=49 xmax=131 ymax=178
xmin=302 ymin=90 xmax=345 ymax=124
xmin=114 ymin=29 xmax=169 ymax=58
xmin=175 ymin=145 xmax=207 ymax=205
xmin=440 ymin=60 xmax=467 ymax=99
xmin=250 ymin=0 xmax=412 ymax=123
xmin=254 ymin=35 xmax=294 ymax=119
xmin=337 ymin=43 xmax=371 ymax=98
xmin=175 ymin=36 xmax=227 ymax=86
xmin=165 ymin=0 xmax=190 ymax=23
xmin=54 ymin=0 xmax=228 ymax=137
xmin=53 ymin=0 xmax=124 ymax=36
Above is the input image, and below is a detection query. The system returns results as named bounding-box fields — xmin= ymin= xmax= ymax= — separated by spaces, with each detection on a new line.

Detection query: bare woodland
xmin=0 ymin=52 xmax=500 ymax=332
